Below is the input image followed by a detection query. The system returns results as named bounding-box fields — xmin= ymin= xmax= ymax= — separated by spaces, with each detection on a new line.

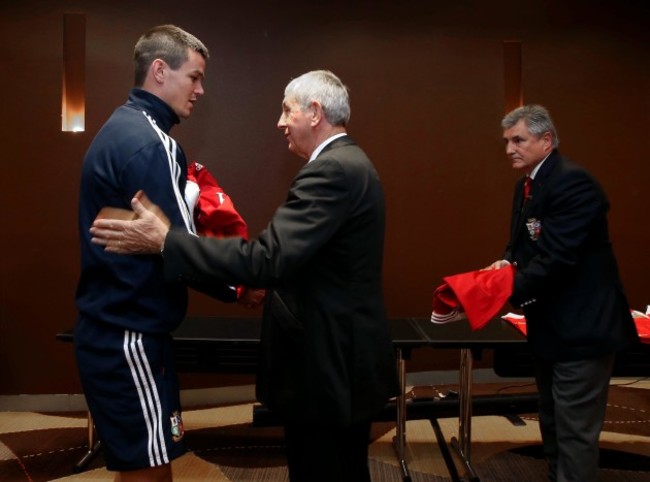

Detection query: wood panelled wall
xmin=1 ymin=0 xmax=648 ymax=395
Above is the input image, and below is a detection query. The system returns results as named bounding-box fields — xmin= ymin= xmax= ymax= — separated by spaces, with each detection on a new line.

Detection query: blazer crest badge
xmin=526 ymin=217 xmax=542 ymax=241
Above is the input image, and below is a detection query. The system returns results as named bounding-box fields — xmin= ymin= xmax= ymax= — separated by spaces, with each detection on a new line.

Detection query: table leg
xmin=73 ymin=411 xmax=102 ymax=473
xmin=450 ymin=348 xmax=480 ymax=481
xmin=430 ymin=418 xmax=461 ymax=482
xmin=391 ymin=347 xmax=412 ymax=482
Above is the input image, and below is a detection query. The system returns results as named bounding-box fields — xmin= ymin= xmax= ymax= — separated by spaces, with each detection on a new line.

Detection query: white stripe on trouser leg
xmin=123 ymin=330 xmax=169 ymax=466
xmin=133 ymin=332 xmax=168 ymax=465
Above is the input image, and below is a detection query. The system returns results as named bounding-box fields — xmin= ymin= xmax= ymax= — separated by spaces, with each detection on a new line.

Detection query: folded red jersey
xmin=187 ymin=161 xmax=248 ymax=239
xmin=432 ymin=264 xmax=515 ymax=330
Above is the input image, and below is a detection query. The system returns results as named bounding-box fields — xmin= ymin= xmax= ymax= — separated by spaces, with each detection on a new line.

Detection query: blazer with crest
xmin=504 ymin=149 xmax=638 ymax=361
xmin=163 ymin=135 xmax=400 ymax=426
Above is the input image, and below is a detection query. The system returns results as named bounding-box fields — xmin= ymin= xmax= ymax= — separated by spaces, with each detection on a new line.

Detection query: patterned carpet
xmin=0 ymin=383 xmax=648 ymax=481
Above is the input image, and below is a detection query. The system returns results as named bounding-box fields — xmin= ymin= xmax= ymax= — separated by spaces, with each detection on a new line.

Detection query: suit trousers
xmin=283 ymin=419 xmax=372 ymax=482
xmin=533 ymin=353 xmax=615 ymax=482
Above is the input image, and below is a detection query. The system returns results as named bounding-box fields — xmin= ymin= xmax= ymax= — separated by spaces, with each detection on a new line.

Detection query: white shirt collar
xmin=309 ymin=133 xmax=347 ymax=162
xmin=529 ymin=151 xmax=551 ymax=179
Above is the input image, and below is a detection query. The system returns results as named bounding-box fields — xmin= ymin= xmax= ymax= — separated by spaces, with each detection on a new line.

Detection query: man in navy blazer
xmin=90 ymin=70 xmax=399 ymax=482
xmin=488 ymin=105 xmax=638 ymax=482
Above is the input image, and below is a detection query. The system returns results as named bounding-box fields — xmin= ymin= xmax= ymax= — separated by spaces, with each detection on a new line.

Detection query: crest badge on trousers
xmin=170 ymin=411 xmax=184 ymax=442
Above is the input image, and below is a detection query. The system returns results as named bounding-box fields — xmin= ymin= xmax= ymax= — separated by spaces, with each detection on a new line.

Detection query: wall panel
xmin=1 ymin=0 xmax=648 ymax=394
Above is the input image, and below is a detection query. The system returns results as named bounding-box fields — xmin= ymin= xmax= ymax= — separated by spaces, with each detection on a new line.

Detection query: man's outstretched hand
xmin=91 ymin=191 xmax=171 ymax=255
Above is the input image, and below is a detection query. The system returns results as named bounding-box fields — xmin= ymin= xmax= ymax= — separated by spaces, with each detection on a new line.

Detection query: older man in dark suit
xmin=488 ymin=105 xmax=638 ymax=482
xmin=90 ymin=70 xmax=399 ymax=482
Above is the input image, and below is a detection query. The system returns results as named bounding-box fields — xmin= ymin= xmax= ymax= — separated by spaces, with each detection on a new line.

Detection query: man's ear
xmin=151 ymin=59 xmax=166 ymax=84
xmin=309 ymin=101 xmax=324 ymax=126
xmin=541 ymin=131 xmax=553 ymax=150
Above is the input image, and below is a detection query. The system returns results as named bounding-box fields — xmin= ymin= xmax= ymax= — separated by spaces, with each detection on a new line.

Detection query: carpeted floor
xmin=0 ymin=382 xmax=648 ymax=481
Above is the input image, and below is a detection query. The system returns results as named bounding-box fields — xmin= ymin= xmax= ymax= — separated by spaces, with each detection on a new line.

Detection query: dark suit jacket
xmin=163 ymin=136 xmax=399 ymax=426
xmin=504 ymin=150 xmax=638 ymax=361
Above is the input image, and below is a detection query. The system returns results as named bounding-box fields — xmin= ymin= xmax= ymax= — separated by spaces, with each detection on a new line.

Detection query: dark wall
xmin=1 ymin=0 xmax=648 ymax=395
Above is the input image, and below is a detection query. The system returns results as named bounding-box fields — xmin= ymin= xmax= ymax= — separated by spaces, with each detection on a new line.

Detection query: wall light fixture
xmin=61 ymin=13 xmax=86 ymax=132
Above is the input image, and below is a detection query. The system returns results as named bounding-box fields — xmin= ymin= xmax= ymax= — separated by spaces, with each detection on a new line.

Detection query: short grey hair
xmin=134 ymin=24 xmax=209 ymax=87
xmin=502 ymin=104 xmax=559 ymax=148
xmin=284 ymin=70 xmax=350 ymax=126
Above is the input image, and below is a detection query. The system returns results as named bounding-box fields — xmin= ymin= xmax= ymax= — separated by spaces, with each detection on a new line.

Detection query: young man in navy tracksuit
xmin=75 ymin=25 xmax=210 ymax=482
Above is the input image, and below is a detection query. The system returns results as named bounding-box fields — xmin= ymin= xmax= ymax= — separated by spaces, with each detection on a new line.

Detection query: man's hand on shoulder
xmin=90 ymin=190 xmax=170 ymax=255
